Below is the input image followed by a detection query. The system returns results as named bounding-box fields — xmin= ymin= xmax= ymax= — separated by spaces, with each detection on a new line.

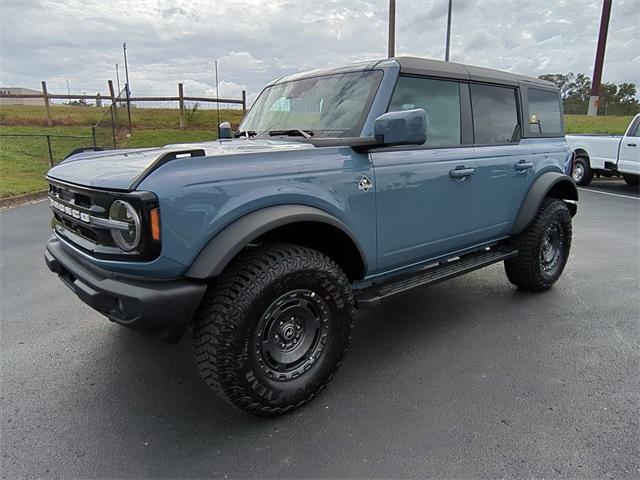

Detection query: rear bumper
xmin=45 ymin=235 xmax=206 ymax=340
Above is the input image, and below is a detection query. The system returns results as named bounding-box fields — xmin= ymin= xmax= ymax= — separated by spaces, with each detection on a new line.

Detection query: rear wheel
xmin=504 ymin=198 xmax=572 ymax=292
xmin=623 ymin=173 xmax=639 ymax=187
xmin=193 ymin=243 xmax=354 ymax=416
xmin=572 ymin=157 xmax=593 ymax=186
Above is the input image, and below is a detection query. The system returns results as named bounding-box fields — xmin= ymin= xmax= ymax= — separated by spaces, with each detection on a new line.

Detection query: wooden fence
xmin=0 ymin=80 xmax=247 ymax=130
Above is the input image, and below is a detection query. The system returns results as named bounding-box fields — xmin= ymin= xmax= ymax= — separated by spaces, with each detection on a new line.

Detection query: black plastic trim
xmin=45 ymin=236 xmax=205 ymax=341
xmin=511 ymin=172 xmax=578 ymax=234
xmin=129 ymin=149 xmax=206 ymax=190
xmin=185 ymin=205 xmax=368 ymax=279
xmin=355 ymin=247 xmax=519 ymax=307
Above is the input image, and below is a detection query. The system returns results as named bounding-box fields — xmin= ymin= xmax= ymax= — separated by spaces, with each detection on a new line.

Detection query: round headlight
xmin=109 ymin=200 xmax=141 ymax=252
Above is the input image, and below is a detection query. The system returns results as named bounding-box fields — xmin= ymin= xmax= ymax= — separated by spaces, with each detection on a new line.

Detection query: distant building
xmin=0 ymin=87 xmax=45 ymax=106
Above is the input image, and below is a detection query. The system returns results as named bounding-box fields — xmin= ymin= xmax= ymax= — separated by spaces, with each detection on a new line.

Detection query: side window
xmin=627 ymin=118 xmax=640 ymax=138
xmin=388 ymin=76 xmax=461 ymax=146
xmin=470 ymin=84 xmax=519 ymax=144
xmin=528 ymin=88 xmax=562 ymax=134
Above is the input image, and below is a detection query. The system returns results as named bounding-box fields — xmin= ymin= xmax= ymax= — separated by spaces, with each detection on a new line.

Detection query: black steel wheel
xmin=539 ymin=220 xmax=565 ymax=278
xmin=255 ymin=289 xmax=331 ymax=381
xmin=505 ymin=198 xmax=572 ymax=291
xmin=193 ymin=243 xmax=354 ymax=416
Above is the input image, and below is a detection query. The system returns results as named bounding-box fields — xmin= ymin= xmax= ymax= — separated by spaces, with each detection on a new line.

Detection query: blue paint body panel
xmin=45 ymin=58 xmax=574 ymax=282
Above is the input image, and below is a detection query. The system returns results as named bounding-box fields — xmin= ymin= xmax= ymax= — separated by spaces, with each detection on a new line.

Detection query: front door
xmin=618 ymin=116 xmax=640 ymax=175
xmin=370 ymin=76 xmax=478 ymax=273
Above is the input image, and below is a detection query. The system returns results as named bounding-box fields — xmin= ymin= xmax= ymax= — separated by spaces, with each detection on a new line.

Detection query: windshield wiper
xmin=268 ymin=129 xmax=314 ymax=139
xmin=234 ymin=130 xmax=257 ymax=138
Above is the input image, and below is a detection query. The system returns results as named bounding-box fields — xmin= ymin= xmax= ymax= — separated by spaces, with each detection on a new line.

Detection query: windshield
xmin=239 ymin=70 xmax=383 ymax=138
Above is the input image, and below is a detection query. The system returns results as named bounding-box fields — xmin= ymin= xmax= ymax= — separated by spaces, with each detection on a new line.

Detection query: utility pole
xmin=66 ymin=80 xmax=71 ymax=104
xmin=445 ymin=0 xmax=453 ymax=61
xmin=588 ymin=0 xmax=612 ymax=116
xmin=123 ymin=42 xmax=132 ymax=133
xmin=115 ymin=63 xmax=121 ymax=95
xmin=388 ymin=0 xmax=396 ymax=58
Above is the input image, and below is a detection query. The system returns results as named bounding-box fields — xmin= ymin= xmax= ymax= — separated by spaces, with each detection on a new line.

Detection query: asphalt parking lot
xmin=1 ymin=179 xmax=638 ymax=479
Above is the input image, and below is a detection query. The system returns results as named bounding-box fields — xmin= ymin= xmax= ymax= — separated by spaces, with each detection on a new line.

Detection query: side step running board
xmin=355 ymin=248 xmax=518 ymax=308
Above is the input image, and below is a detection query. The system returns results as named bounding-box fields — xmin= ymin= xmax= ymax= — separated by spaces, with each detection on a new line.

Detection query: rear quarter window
xmin=527 ymin=88 xmax=562 ymax=135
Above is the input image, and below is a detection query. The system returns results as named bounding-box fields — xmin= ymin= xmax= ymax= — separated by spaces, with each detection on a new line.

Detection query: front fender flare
xmin=185 ymin=205 xmax=368 ymax=279
xmin=511 ymin=172 xmax=578 ymax=235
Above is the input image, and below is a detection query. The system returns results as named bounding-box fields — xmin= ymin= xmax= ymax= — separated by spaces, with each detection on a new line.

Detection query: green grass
xmin=0 ymin=126 xmax=219 ymax=197
xmin=0 ymin=104 xmax=245 ymax=130
xmin=565 ymin=114 xmax=634 ymax=134
xmin=0 ymin=104 xmax=635 ymax=198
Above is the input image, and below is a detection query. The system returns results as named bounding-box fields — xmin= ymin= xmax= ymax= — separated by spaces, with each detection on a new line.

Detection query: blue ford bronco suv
xmin=45 ymin=57 xmax=577 ymax=416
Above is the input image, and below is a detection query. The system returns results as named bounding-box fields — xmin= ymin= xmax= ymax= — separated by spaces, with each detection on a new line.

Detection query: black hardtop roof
xmin=272 ymin=56 xmax=556 ymax=89
xmin=394 ymin=56 xmax=555 ymax=88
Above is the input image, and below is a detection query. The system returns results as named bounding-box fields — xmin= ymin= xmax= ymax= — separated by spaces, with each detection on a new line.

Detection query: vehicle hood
xmin=46 ymin=139 xmax=315 ymax=191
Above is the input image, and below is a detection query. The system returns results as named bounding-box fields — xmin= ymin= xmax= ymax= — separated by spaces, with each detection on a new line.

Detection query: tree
xmin=538 ymin=73 xmax=639 ymax=115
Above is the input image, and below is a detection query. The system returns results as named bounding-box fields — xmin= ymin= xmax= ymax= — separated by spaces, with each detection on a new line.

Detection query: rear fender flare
xmin=511 ymin=172 xmax=578 ymax=234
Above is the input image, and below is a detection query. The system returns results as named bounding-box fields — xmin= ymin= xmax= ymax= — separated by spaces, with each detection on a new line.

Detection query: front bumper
xmin=45 ymin=235 xmax=207 ymax=340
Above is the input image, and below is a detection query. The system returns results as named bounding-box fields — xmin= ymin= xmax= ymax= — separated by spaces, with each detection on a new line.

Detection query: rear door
xmin=618 ymin=116 xmax=640 ymax=175
xmin=370 ymin=76 xmax=478 ymax=272
xmin=471 ymin=83 xmax=534 ymax=239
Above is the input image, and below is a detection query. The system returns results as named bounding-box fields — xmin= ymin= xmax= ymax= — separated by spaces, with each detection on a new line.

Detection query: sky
xmin=1 ymin=0 xmax=638 ymax=103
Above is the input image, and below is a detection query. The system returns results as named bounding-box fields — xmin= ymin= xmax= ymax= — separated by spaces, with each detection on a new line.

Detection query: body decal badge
xmin=358 ymin=175 xmax=373 ymax=192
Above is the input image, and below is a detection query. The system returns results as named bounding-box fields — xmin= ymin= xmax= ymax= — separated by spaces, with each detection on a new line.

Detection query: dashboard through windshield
xmin=238 ymin=70 xmax=383 ymax=138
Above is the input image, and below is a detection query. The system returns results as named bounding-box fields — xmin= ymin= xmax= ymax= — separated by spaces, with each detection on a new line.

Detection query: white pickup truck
xmin=566 ymin=113 xmax=640 ymax=187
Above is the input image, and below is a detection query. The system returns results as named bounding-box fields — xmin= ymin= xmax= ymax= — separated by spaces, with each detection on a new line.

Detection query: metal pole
xmin=215 ymin=60 xmax=221 ymax=138
xmin=123 ymin=42 xmax=132 ymax=133
xmin=110 ymin=103 xmax=117 ymax=148
xmin=388 ymin=0 xmax=396 ymax=58
xmin=445 ymin=0 xmax=452 ymax=61
xmin=91 ymin=126 xmax=97 ymax=147
xmin=588 ymin=0 xmax=612 ymax=116
xmin=115 ymin=64 xmax=121 ymax=95
xmin=46 ymin=135 xmax=54 ymax=167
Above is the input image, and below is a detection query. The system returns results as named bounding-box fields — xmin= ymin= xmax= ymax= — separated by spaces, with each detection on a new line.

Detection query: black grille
xmin=47 ymin=179 xmax=160 ymax=261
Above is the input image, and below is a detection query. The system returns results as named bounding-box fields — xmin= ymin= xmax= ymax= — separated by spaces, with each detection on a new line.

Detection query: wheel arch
xmin=511 ymin=172 xmax=578 ymax=235
xmin=573 ymin=147 xmax=590 ymax=163
xmin=185 ymin=205 xmax=368 ymax=281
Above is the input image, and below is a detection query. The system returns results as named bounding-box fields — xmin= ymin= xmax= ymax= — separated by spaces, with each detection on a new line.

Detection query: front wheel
xmin=193 ymin=243 xmax=354 ymax=416
xmin=504 ymin=198 xmax=572 ymax=292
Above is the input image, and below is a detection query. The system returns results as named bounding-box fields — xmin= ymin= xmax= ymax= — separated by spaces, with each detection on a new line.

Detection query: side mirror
xmin=218 ymin=121 xmax=233 ymax=139
xmin=373 ymin=108 xmax=427 ymax=147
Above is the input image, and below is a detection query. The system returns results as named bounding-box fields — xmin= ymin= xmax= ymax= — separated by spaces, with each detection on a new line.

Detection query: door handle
xmin=449 ymin=166 xmax=476 ymax=179
xmin=514 ymin=161 xmax=534 ymax=171
xmin=628 ymin=143 xmax=637 ymax=147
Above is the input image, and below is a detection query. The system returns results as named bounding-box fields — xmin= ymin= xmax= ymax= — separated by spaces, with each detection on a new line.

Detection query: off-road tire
xmin=504 ymin=198 xmax=572 ymax=292
xmin=193 ymin=243 xmax=355 ymax=416
xmin=572 ymin=157 xmax=593 ymax=186
xmin=623 ymin=173 xmax=639 ymax=187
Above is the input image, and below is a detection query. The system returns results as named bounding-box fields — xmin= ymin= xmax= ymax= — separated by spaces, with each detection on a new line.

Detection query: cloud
xmin=0 ymin=0 xmax=637 ymax=103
